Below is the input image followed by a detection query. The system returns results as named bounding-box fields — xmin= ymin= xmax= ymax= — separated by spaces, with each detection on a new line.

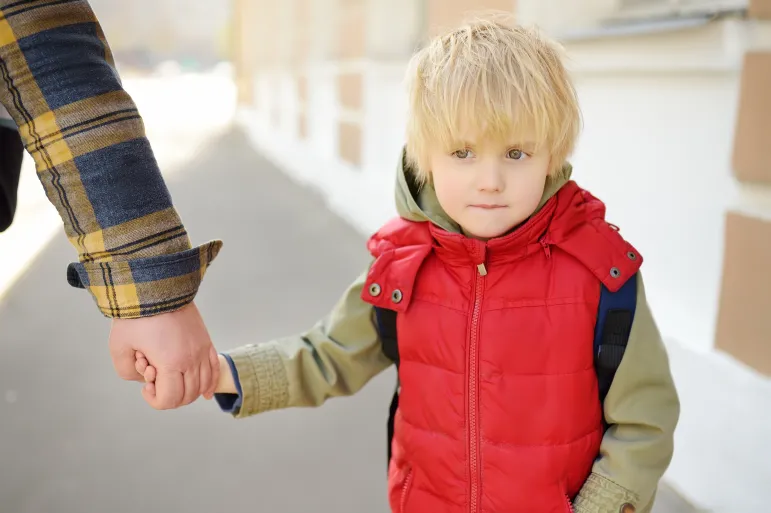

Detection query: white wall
xmin=240 ymin=61 xmax=404 ymax=236
xmin=570 ymin=72 xmax=739 ymax=355
xmin=237 ymin=16 xmax=771 ymax=513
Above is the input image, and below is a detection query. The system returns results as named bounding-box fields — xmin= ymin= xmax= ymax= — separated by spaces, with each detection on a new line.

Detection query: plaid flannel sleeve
xmin=0 ymin=1 xmax=222 ymax=318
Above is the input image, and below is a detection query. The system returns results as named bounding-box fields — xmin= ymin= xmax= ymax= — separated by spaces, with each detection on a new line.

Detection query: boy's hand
xmin=135 ymin=351 xmax=158 ymax=398
xmin=109 ymin=302 xmax=219 ymax=409
xmin=135 ymin=353 xmax=238 ymax=399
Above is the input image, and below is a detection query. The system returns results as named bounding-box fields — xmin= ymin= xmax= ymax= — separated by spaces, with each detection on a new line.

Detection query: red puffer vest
xmin=360 ymin=181 xmax=642 ymax=513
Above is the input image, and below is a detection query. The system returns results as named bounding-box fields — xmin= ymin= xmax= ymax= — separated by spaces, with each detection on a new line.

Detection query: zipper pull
xmin=540 ymin=238 xmax=551 ymax=258
xmin=471 ymin=241 xmax=488 ymax=276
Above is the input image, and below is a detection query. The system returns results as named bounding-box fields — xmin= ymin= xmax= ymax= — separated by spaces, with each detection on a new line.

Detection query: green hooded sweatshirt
xmin=223 ymin=153 xmax=680 ymax=513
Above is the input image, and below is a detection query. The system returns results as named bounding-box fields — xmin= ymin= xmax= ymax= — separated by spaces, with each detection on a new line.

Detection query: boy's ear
xmin=545 ymin=157 xmax=557 ymax=176
xmin=549 ymin=158 xmax=568 ymax=178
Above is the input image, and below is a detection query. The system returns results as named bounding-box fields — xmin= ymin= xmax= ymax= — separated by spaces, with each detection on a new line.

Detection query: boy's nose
xmin=476 ymin=162 xmax=505 ymax=192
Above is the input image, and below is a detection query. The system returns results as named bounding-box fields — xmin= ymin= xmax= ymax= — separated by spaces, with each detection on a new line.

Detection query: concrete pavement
xmin=0 ymin=128 xmax=696 ymax=513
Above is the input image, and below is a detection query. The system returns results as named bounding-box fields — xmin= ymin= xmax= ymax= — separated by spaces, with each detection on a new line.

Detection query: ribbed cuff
xmin=573 ymin=473 xmax=640 ymax=513
xmin=225 ymin=343 xmax=289 ymax=417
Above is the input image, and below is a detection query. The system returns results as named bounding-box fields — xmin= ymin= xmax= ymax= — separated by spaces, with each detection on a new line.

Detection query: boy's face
xmin=428 ymin=137 xmax=551 ymax=241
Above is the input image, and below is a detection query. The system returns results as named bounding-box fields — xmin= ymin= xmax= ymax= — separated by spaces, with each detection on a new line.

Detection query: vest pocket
xmin=399 ymin=468 xmax=414 ymax=513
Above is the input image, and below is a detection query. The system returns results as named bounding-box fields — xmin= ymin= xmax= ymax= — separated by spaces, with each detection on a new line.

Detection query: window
xmin=516 ymin=0 xmax=748 ymax=39
xmin=613 ymin=0 xmax=748 ymax=20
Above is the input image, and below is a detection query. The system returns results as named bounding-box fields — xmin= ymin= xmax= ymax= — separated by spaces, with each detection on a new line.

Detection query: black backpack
xmin=0 ymin=125 xmax=24 ymax=233
xmin=373 ymin=273 xmax=638 ymax=464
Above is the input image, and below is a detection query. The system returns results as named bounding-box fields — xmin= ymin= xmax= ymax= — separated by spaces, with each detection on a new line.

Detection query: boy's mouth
xmin=469 ymin=204 xmax=508 ymax=209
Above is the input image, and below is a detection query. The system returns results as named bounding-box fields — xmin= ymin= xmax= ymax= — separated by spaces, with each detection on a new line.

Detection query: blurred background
xmin=1 ymin=1 xmax=769 ymax=512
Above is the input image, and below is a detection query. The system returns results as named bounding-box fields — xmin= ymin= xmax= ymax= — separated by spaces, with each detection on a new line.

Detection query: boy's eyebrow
xmin=511 ymin=141 xmax=538 ymax=151
xmin=468 ymin=141 xmax=540 ymax=151
xmin=445 ymin=139 xmax=477 ymax=149
xmin=447 ymin=138 xmax=540 ymax=151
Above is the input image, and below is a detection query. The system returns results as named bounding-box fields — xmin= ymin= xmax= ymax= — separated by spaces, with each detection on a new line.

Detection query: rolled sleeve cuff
xmin=214 ymin=353 xmax=243 ymax=414
xmin=66 ymin=240 xmax=222 ymax=318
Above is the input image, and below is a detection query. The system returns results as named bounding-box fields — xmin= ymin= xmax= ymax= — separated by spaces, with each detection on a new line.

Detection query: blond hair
xmin=404 ymin=15 xmax=580 ymax=181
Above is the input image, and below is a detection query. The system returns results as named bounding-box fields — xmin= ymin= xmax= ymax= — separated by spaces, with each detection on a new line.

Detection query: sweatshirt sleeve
xmin=573 ymin=272 xmax=680 ymax=513
xmin=222 ymin=264 xmax=393 ymax=417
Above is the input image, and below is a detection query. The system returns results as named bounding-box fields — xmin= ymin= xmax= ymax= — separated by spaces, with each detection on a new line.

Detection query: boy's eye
xmin=452 ymin=149 xmax=474 ymax=159
xmin=507 ymin=149 xmax=526 ymax=160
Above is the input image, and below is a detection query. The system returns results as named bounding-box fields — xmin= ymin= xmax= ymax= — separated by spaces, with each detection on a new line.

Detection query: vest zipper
xmin=540 ymin=237 xmax=551 ymax=258
xmin=468 ymin=261 xmax=486 ymax=513
xmin=400 ymin=468 xmax=414 ymax=513
xmin=565 ymin=494 xmax=575 ymax=513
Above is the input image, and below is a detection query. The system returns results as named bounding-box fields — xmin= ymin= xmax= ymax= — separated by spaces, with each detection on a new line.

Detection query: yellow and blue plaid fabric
xmin=0 ymin=0 xmax=222 ymax=318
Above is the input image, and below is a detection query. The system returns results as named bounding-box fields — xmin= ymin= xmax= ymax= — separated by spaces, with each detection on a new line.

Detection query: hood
xmin=393 ymin=148 xmax=573 ymax=234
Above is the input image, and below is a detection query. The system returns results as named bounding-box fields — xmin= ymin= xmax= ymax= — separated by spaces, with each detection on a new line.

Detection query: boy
xmin=137 ymin=18 xmax=679 ymax=513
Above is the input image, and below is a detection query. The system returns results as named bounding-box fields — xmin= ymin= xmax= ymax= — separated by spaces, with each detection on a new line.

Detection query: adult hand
xmin=108 ymin=301 xmax=220 ymax=409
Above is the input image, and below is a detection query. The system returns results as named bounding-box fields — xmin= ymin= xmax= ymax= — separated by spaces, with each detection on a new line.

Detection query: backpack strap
xmin=594 ymin=272 xmax=638 ymax=405
xmin=375 ymin=307 xmax=399 ymax=366
xmin=374 ymin=306 xmax=400 ymax=466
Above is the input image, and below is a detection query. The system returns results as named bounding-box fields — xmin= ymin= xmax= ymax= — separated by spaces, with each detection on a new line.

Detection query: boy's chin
xmin=461 ymin=224 xmax=514 ymax=241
